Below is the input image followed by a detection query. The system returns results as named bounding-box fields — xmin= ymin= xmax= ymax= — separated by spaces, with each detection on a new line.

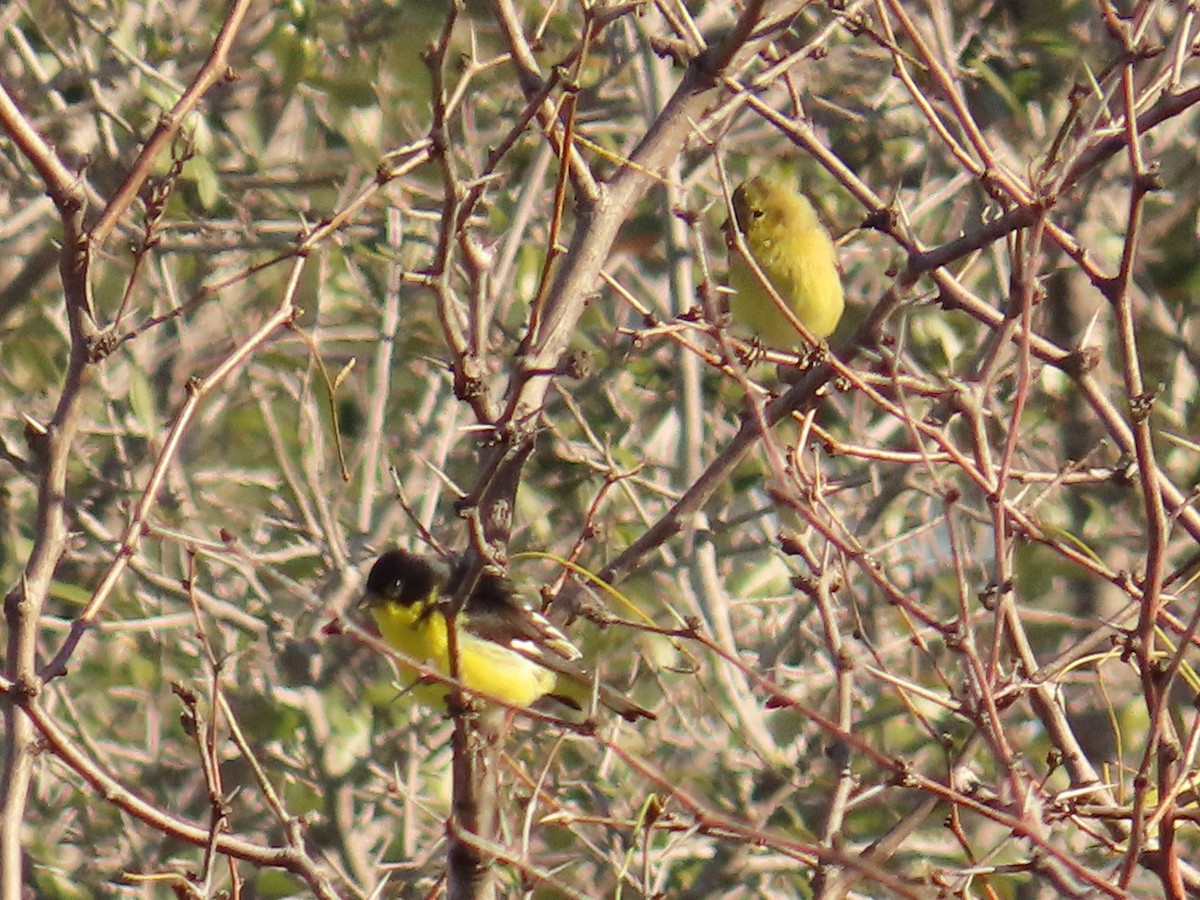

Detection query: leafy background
xmin=3 ymin=1 xmax=1200 ymax=897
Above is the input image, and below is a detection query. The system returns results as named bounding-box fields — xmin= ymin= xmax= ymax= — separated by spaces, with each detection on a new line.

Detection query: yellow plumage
xmin=369 ymin=598 xmax=557 ymax=709
xmin=727 ymin=175 xmax=844 ymax=347
xmin=361 ymin=550 xmax=655 ymax=721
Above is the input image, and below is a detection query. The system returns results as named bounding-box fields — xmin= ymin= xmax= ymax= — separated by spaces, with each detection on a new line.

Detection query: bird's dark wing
xmin=460 ymin=568 xmax=582 ymax=662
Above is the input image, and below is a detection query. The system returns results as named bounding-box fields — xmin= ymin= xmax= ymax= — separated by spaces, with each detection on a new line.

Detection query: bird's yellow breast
xmin=369 ymin=602 xmax=557 ymax=709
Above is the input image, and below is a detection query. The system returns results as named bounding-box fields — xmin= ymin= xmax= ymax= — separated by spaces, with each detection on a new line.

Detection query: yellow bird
xmin=361 ymin=549 xmax=655 ymax=722
xmin=727 ymin=175 xmax=845 ymax=348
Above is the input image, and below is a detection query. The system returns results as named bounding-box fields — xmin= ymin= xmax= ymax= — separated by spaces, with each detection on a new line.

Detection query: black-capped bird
xmin=361 ymin=549 xmax=655 ymax=722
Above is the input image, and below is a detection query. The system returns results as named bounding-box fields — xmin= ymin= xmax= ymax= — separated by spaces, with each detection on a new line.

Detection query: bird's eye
xmin=751 ymin=208 xmax=764 ymax=219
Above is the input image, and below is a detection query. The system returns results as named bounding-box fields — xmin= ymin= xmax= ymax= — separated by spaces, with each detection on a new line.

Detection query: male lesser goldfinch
xmin=727 ymin=175 xmax=845 ymax=348
xmin=361 ymin=549 xmax=655 ymax=722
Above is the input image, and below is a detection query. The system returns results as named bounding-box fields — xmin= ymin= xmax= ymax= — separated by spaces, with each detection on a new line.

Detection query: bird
xmin=727 ymin=174 xmax=845 ymax=348
xmin=360 ymin=549 xmax=655 ymax=722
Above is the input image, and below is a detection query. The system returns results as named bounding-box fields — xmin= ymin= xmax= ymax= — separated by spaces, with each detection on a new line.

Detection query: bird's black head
xmin=363 ymin=550 xmax=445 ymax=607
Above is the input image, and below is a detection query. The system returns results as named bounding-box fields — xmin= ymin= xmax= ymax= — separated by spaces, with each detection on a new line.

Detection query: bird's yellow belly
xmin=729 ymin=226 xmax=844 ymax=346
xmin=371 ymin=605 xmax=557 ymax=708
